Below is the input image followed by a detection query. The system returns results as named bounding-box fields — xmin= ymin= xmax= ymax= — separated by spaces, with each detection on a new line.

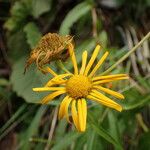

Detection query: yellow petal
xmin=88 ymin=91 xmax=122 ymax=112
xmin=84 ymin=45 xmax=101 ymax=76
xmin=45 ymin=79 xmax=66 ymax=87
xmin=64 ymin=97 xmax=72 ymax=123
xmin=71 ymin=100 xmax=80 ymax=131
xmin=43 ymin=66 xmax=58 ymax=76
xmin=45 ymin=73 xmax=71 ymax=87
xmin=58 ymin=96 xmax=72 ymax=122
xmin=77 ymin=99 xmax=84 ymax=131
xmin=54 ymin=73 xmax=72 ymax=80
xmin=81 ymin=98 xmax=87 ymax=131
xmin=40 ymin=90 xmax=66 ymax=104
xmin=58 ymin=96 xmax=70 ymax=120
xmin=68 ymin=44 xmax=78 ymax=75
xmin=93 ymin=76 xmax=129 ymax=85
xmin=92 ymin=74 xmax=128 ymax=81
xmin=33 ymin=87 xmax=65 ymax=92
xmin=89 ymin=51 xmax=109 ymax=77
xmin=79 ymin=51 xmax=88 ymax=75
xmin=93 ymin=86 xmax=124 ymax=99
xmin=91 ymin=90 xmax=118 ymax=103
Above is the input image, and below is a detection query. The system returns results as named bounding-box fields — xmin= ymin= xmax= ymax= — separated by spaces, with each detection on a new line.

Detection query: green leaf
xmin=11 ymin=1 xmax=29 ymax=18
xmin=24 ymin=22 xmax=42 ymax=48
xmin=91 ymin=124 xmax=123 ymax=150
xmin=139 ymin=132 xmax=150 ymax=150
xmin=31 ymin=0 xmax=52 ymax=18
xmin=86 ymin=131 xmax=97 ymax=150
xmin=10 ymin=56 xmax=51 ymax=103
xmin=59 ymin=2 xmax=92 ymax=35
xmin=52 ymin=131 xmax=80 ymax=150
xmin=4 ymin=18 xmax=19 ymax=31
xmin=74 ymin=132 xmax=90 ymax=150
xmin=136 ymin=76 xmax=150 ymax=91
xmin=88 ymin=112 xmax=123 ymax=150
xmin=54 ymin=120 xmax=67 ymax=142
xmin=0 ymin=78 xmax=9 ymax=86
xmin=0 ymin=104 xmax=27 ymax=134
xmin=7 ymin=30 xmax=29 ymax=61
xmin=4 ymin=1 xmax=29 ymax=31
xmin=21 ymin=106 xmax=47 ymax=150
xmin=108 ymin=111 xmax=122 ymax=149
xmin=123 ymin=94 xmax=150 ymax=110
xmin=98 ymin=31 xmax=108 ymax=47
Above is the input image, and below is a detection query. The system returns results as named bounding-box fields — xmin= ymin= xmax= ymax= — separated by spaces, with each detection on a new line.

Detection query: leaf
xmin=10 ymin=56 xmax=53 ymax=103
xmin=108 ymin=111 xmax=122 ymax=148
xmin=136 ymin=76 xmax=150 ymax=91
xmin=24 ymin=22 xmax=42 ymax=48
xmin=139 ymin=132 xmax=150 ymax=150
xmin=52 ymin=131 xmax=80 ymax=150
xmin=4 ymin=1 xmax=29 ymax=31
xmin=11 ymin=1 xmax=29 ymax=18
xmin=31 ymin=0 xmax=52 ymax=18
xmin=21 ymin=106 xmax=47 ymax=150
xmin=7 ymin=30 xmax=29 ymax=61
xmin=86 ymin=131 xmax=97 ymax=150
xmin=0 ymin=78 xmax=9 ymax=86
xmin=74 ymin=132 xmax=90 ymax=150
xmin=88 ymin=112 xmax=123 ymax=150
xmin=54 ymin=120 xmax=67 ymax=142
xmin=91 ymin=124 xmax=123 ymax=150
xmin=0 ymin=104 xmax=27 ymax=134
xmin=59 ymin=2 xmax=92 ymax=35
xmin=98 ymin=31 xmax=108 ymax=47
xmin=123 ymin=94 xmax=150 ymax=110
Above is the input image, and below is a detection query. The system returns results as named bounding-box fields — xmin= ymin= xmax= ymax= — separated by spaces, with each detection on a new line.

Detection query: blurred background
xmin=0 ymin=0 xmax=150 ymax=149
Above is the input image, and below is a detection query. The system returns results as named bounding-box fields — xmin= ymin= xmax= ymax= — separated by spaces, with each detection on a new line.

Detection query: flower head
xmin=33 ymin=44 xmax=129 ymax=132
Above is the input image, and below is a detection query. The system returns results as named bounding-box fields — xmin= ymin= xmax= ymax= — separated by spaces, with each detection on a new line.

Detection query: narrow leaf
xmin=59 ymin=2 xmax=91 ymax=35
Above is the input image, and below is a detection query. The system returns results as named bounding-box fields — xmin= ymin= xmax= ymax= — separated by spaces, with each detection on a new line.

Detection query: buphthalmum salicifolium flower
xmin=33 ymin=44 xmax=129 ymax=132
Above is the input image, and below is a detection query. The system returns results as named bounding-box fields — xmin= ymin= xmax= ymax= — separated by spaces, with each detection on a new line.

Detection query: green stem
xmin=136 ymin=113 xmax=149 ymax=132
xmin=29 ymin=137 xmax=48 ymax=143
xmin=99 ymin=108 xmax=109 ymax=123
xmin=56 ymin=60 xmax=71 ymax=74
xmin=101 ymin=32 xmax=150 ymax=75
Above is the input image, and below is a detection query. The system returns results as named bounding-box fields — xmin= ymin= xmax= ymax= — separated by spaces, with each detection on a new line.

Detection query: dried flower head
xmin=24 ymin=33 xmax=74 ymax=73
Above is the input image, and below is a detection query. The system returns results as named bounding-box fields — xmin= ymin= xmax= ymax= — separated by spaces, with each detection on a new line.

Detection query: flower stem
xmin=56 ymin=60 xmax=71 ymax=74
xmin=29 ymin=137 xmax=48 ymax=143
xmin=136 ymin=113 xmax=149 ymax=132
xmin=101 ymin=32 xmax=150 ymax=75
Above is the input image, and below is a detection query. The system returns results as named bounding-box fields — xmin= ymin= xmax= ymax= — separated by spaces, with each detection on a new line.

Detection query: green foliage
xmin=1 ymin=0 xmax=149 ymax=149
xmin=59 ymin=2 xmax=92 ymax=35
xmin=88 ymin=112 xmax=123 ymax=149
xmin=7 ymin=29 xmax=29 ymax=61
xmin=24 ymin=22 xmax=42 ymax=48
xmin=21 ymin=106 xmax=47 ymax=150
xmin=31 ymin=0 xmax=52 ymax=18
xmin=139 ymin=132 xmax=150 ymax=150
xmin=52 ymin=131 xmax=80 ymax=150
xmin=10 ymin=57 xmax=50 ymax=103
xmin=4 ymin=1 xmax=30 ymax=31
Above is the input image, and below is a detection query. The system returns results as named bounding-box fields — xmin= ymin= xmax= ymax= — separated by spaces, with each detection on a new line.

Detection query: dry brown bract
xmin=24 ymin=33 xmax=74 ymax=73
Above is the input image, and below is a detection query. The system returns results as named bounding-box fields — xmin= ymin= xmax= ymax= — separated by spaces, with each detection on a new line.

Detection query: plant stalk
xmin=101 ymin=32 xmax=150 ymax=75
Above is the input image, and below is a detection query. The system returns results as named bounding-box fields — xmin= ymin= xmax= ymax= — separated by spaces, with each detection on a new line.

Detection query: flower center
xmin=66 ymin=75 xmax=92 ymax=99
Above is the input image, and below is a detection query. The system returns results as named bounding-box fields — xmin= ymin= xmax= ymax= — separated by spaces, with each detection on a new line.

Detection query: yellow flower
xmin=33 ymin=44 xmax=129 ymax=132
